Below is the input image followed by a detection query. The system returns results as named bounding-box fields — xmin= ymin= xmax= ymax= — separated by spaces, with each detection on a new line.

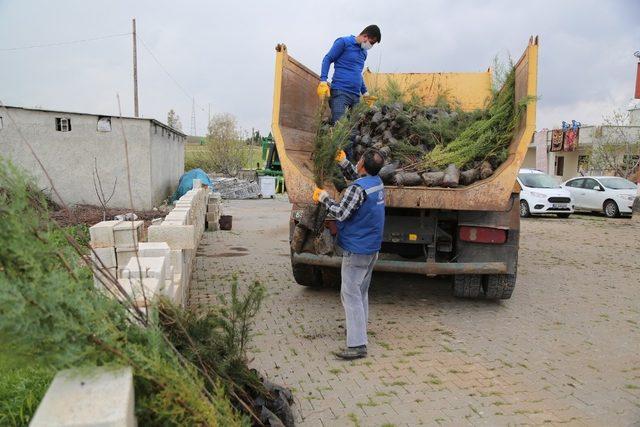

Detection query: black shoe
xmin=334 ymin=345 xmax=367 ymax=360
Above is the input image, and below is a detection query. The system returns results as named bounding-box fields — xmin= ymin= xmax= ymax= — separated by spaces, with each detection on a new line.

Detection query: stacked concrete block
xmin=89 ymin=221 xmax=123 ymax=288
xmin=206 ymin=192 xmax=222 ymax=231
xmin=30 ymin=367 xmax=136 ymax=427
xmin=113 ymin=221 xmax=143 ymax=247
xmin=90 ymin=183 xmax=213 ymax=308
xmin=118 ymin=277 xmax=161 ymax=307
xmin=122 ymin=256 xmax=167 ymax=290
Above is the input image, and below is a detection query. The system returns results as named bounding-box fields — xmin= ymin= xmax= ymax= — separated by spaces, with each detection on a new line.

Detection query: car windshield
xmin=598 ymin=177 xmax=637 ymax=190
xmin=518 ymin=173 xmax=559 ymax=188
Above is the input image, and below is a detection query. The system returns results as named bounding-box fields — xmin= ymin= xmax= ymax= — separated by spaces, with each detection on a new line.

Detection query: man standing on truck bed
xmin=313 ymin=149 xmax=385 ymax=359
xmin=317 ymin=25 xmax=381 ymax=124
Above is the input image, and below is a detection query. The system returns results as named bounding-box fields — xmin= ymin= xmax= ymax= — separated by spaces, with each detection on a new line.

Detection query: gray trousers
xmin=341 ymin=251 xmax=378 ymax=347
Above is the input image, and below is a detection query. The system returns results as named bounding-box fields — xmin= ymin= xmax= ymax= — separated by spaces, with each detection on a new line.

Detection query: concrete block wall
xmin=89 ymin=179 xmax=221 ymax=308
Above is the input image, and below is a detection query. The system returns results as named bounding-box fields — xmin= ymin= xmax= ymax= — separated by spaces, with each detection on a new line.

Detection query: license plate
xmin=551 ymin=203 xmax=567 ymax=209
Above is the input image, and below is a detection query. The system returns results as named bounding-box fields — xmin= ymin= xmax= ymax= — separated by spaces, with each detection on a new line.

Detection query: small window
xmin=0 ymin=116 xmax=3 ymax=129
xmin=97 ymin=116 xmax=112 ymax=132
xmin=566 ymin=179 xmax=584 ymax=188
xmin=55 ymin=117 xmax=71 ymax=132
xmin=583 ymin=178 xmax=600 ymax=190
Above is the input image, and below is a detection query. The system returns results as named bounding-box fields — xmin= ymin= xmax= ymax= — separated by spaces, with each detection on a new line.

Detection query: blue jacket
xmin=337 ymin=175 xmax=385 ymax=254
xmin=320 ymin=35 xmax=368 ymax=96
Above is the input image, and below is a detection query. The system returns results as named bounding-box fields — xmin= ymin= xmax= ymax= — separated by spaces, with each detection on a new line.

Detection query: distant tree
xmin=206 ymin=113 xmax=249 ymax=176
xmin=167 ymin=109 xmax=182 ymax=131
xmin=587 ymin=110 xmax=640 ymax=179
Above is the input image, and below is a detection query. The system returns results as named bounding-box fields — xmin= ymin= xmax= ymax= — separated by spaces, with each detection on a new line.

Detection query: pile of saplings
xmin=318 ymin=66 xmax=526 ymax=189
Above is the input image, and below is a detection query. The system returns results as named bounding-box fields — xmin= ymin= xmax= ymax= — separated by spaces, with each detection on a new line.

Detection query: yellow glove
xmin=317 ymin=82 xmax=330 ymax=99
xmin=335 ymin=150 xmax=347 ymax=162
xmin=362 ymin=94 xmax=378 ymax=107
xmin=312 ymin=187 xmax=328 ymax=204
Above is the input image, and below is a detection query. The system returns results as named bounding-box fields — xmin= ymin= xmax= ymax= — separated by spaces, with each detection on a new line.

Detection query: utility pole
xmin=132 ymin=18 xmax=139 ymax=117
xmin=190 ymin=98 xmax=196 ymax=136
xmin=208 ymin=103 xmax=211 ymax=129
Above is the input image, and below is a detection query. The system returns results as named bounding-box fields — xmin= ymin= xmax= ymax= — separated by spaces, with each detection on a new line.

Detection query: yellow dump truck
xmin=272 ymin=37 xmax=539 ymax=299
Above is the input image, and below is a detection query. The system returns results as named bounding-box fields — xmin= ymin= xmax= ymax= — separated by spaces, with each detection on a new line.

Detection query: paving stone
xmin=188 ymin=199 xmax=640 ymax=426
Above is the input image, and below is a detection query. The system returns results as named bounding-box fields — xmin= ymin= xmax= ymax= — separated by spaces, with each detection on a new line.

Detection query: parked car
xmin=517 ymin=169 xmax=574 ymax=218
xmin=562 ymin=176 xmax=637 ymax=218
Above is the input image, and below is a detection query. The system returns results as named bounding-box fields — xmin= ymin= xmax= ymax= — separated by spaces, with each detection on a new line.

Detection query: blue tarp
xmin=170 ymin=169 xmax=212 ymax=202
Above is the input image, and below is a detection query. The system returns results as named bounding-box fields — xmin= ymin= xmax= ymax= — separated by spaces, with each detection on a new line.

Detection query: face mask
xmin=361 ymin=41 xmax=372 ymax=50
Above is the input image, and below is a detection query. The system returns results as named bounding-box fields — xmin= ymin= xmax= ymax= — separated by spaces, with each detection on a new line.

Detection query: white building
xmin=525 ymin=123 xmax=640 ymax=182
xmin=0 ymin=106 xmax=186 ymax=210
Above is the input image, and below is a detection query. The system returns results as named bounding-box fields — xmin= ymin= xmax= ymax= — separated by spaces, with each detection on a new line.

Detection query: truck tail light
xmin=459 ymin=226 xmax=507 ymax=244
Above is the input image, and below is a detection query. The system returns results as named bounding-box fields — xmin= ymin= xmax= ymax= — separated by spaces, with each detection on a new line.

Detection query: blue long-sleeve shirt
xmin=320 ymin=35 xmax=367 ymax=96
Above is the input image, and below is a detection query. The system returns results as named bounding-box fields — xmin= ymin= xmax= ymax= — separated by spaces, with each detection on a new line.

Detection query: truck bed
xmin=271 ymin=37 xmax=538 ymax=211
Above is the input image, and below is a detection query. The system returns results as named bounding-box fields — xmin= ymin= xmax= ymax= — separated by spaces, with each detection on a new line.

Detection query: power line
xmin=137 ymin=35 xmax=206 ymax=114
xmin=0 ymin=32 xmax=131 ymax=52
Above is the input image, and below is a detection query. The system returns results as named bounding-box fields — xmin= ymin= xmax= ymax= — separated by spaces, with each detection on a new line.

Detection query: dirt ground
xmin=189 ymin=198 xmax=639 ymax=426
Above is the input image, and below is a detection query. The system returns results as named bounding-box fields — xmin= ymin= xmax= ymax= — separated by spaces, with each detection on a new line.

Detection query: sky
xmin=1 ymin=0 xmax=639 ymax=136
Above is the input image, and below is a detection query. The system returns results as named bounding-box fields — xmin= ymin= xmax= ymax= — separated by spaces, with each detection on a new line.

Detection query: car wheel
xmin=556 ymin=213 xmax=571 ymax=218
xmin=603 ymin=200 xmax=620 ymax=218
xmin=519 ymin=200 xmax=531 ymax=218
xmin=453 ymin=275 xmax=482 ymax=298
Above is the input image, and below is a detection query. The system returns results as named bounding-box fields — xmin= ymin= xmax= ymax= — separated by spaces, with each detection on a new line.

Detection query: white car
xmin=562 ymin=176 xmax=637 ymax=218
xmin=517 ymin=169 xmax=574 ymax=218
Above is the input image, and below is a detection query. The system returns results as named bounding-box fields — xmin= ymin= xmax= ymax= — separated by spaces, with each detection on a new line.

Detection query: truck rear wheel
xmin=452 ymin=275 xmax=482 ymax=298
xmin=320 ymin=267 xmax=341 ymax=289
xmin=484 ymin=274 xmax=517 ymax=299
xmin=291 ymin=257 xmax=322 ymax=287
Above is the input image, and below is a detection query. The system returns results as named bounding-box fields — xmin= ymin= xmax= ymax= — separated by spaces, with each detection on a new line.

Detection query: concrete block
xmin=138 ymin=241 xmax=171 ymax=258
xmin=147 ymin=225 xmax=196 ymax=250
xmin=169 ymin=250 xmax=183 ymax=276
xmin=121 ymin=256 xmax=166 ymax=285
xmin=206 ymin=211 xmax=220 ymax=223
xmin=151 ymin=217 xmax=163 ymax=226
xmin=118 ymin=277 xmax=161 ymax=306
xmin=90 ymin=247 xmax=116 ymax=269
xmin=30 ymin=366 xmax=135 ymax=427
xmin=89 ymin=220 xmax=122 ymax=248
xmin=113 ymin=221 xmax=144 ymax=247
xmin=93 ymin=267 xmax=117 ymax=288
xmin=115 ymin=247 xmax=137 ymax=269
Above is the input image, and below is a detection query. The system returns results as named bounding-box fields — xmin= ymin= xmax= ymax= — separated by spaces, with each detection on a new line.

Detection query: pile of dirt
xmin=50 ymin=204 xmax=167 ymax=228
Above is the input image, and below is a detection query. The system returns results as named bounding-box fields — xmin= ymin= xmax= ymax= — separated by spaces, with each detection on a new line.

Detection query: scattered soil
xmin=50 ymin=204 xmax=168 ymax=228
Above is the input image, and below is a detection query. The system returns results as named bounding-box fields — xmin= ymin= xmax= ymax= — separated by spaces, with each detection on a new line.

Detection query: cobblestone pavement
xmin=189 ymin=198 xmax=640 ymax=426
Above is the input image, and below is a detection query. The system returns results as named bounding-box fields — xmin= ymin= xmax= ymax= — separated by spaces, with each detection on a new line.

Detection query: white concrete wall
xmin=149 ymin=123 xmax=185 ymax=207
xmin=0 ymin=107 xmax=185 ymax=210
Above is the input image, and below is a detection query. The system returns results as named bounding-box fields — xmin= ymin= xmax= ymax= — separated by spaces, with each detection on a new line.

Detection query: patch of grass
xmin=347 ymin=412 xmax=361 ymax=427
xmin=378 ymin=341 xmax=392 ymax=351
xmin=624 ymin=384 xmax=639 ymax=390
xmin=329 ymin=368 xmax=343 ymax=375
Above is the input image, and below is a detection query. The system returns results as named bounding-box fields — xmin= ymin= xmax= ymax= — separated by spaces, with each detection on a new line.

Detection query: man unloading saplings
xmin=317 ymin=25 xmax=381 ymax=124
xmin=312 ymin=149 xmax=385 ymax=359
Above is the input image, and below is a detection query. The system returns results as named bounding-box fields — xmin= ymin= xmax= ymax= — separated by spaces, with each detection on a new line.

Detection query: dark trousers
xmin=329 ymin=89 xmax=360 ymax=124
